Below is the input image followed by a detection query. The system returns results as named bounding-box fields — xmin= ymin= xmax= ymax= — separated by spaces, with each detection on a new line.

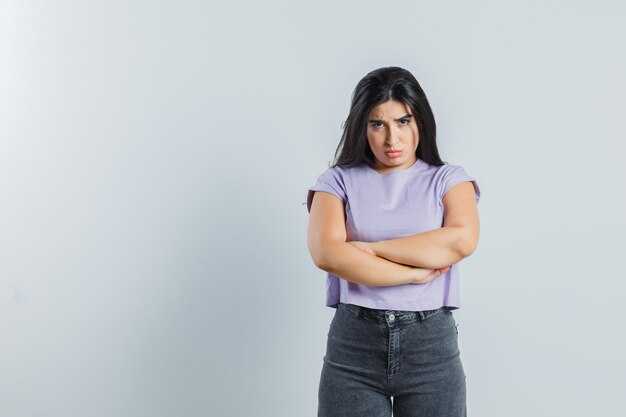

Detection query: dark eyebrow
xmin=368 ymin=114 xmax=413 ymax=123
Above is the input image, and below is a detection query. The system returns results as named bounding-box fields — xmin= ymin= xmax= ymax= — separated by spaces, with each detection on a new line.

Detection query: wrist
xmin=400 ymin=264 xmax=424 ymax=285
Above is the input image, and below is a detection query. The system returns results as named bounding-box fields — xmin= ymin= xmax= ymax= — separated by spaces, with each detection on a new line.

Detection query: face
xmin=366 ymin=100 xmax=419 ymax=174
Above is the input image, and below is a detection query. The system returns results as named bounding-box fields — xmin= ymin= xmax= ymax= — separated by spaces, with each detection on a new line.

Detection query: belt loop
xmin=418 ymin=311 xmax=425 ymax=322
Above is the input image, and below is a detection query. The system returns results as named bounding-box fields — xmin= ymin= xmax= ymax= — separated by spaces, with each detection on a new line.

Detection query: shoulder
xmin=434 ymin=162 xmax=481 ymax=203
xmin=434 ymin=162 xmax=466 ymax=175
xmin=314 ymin=164 xmax=366 ymax=186
xmin=307 ymin=165 xmax=356 ymax=213
xmin=414 ymin=161 xmax=468 ymax=184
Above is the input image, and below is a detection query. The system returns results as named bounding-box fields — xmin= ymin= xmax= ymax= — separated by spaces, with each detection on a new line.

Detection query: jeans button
xmin=388 ymin=313 xmax=395 ymax=321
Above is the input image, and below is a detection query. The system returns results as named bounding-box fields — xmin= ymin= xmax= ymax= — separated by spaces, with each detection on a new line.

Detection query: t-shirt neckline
xmin=366 ymin=158 xmax=425 ymax=176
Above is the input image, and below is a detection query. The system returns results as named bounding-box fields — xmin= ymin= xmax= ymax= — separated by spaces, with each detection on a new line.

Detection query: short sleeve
xmin=439 ymin=164 xmax=481 ymax=203
xmin=306 ymin=167 xmax=347 ymax=213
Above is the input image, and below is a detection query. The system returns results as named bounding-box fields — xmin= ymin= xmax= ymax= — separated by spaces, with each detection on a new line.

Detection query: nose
xmin=386 ymin=125 xmax=400 ymax=146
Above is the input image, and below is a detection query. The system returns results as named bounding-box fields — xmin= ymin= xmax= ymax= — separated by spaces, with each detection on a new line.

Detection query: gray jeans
xmin=318 ymin=302 xmax=466 ymax=417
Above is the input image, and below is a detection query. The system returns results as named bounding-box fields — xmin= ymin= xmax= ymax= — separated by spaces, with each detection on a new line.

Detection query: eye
xmin=399 ymin=118 xmax=410 ymax=125
xmin=371 ymin=121 xmax=384 ymax=128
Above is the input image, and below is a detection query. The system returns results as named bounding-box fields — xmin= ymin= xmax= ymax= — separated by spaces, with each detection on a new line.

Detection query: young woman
xmin=306 ymin=66 xmax=481 ymax=417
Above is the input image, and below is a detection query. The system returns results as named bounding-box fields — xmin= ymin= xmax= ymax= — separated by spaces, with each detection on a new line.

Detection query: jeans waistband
xmin=339 ymin=302 xmax=449 ymax=325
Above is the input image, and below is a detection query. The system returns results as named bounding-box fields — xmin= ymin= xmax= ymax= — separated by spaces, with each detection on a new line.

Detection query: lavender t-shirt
xmin=306 ymin=158 xmax=480 ymax=311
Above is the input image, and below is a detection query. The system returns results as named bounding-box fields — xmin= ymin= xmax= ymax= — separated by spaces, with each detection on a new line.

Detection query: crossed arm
xmin=361 ymin=181 xmax=480 ymax=269
xmin=307 ymin=181 xmax=480 ymax=286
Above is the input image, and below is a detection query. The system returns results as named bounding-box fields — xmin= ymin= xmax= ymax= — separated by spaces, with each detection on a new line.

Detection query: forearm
xmin=317 ymin=241 xmax=417 ymax=287
xmin=370 ymin=227 xmax=467 ymax=270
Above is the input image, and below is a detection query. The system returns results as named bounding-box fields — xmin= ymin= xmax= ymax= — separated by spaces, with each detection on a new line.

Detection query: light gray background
xmin=1 ymin=1 xmax=624 ymax=416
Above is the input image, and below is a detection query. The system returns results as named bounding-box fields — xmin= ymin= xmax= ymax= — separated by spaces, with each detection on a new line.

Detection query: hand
xmin=347 ymin=240 xmax=377 ymax=256
xmin=409 ymin=266 xmax=451 ymax=285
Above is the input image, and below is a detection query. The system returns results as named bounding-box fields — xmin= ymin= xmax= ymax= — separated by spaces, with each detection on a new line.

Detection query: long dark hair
xmin=331 ymin=66 xmax=445 ymax=169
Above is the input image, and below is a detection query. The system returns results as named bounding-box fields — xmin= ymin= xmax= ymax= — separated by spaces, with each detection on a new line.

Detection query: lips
xmin=385 ymin=150 xmax=403 ymax=159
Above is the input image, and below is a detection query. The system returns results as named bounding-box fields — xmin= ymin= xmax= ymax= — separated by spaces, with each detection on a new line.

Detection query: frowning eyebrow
xmin=368 ymin=114 xmax=413 ymax=123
